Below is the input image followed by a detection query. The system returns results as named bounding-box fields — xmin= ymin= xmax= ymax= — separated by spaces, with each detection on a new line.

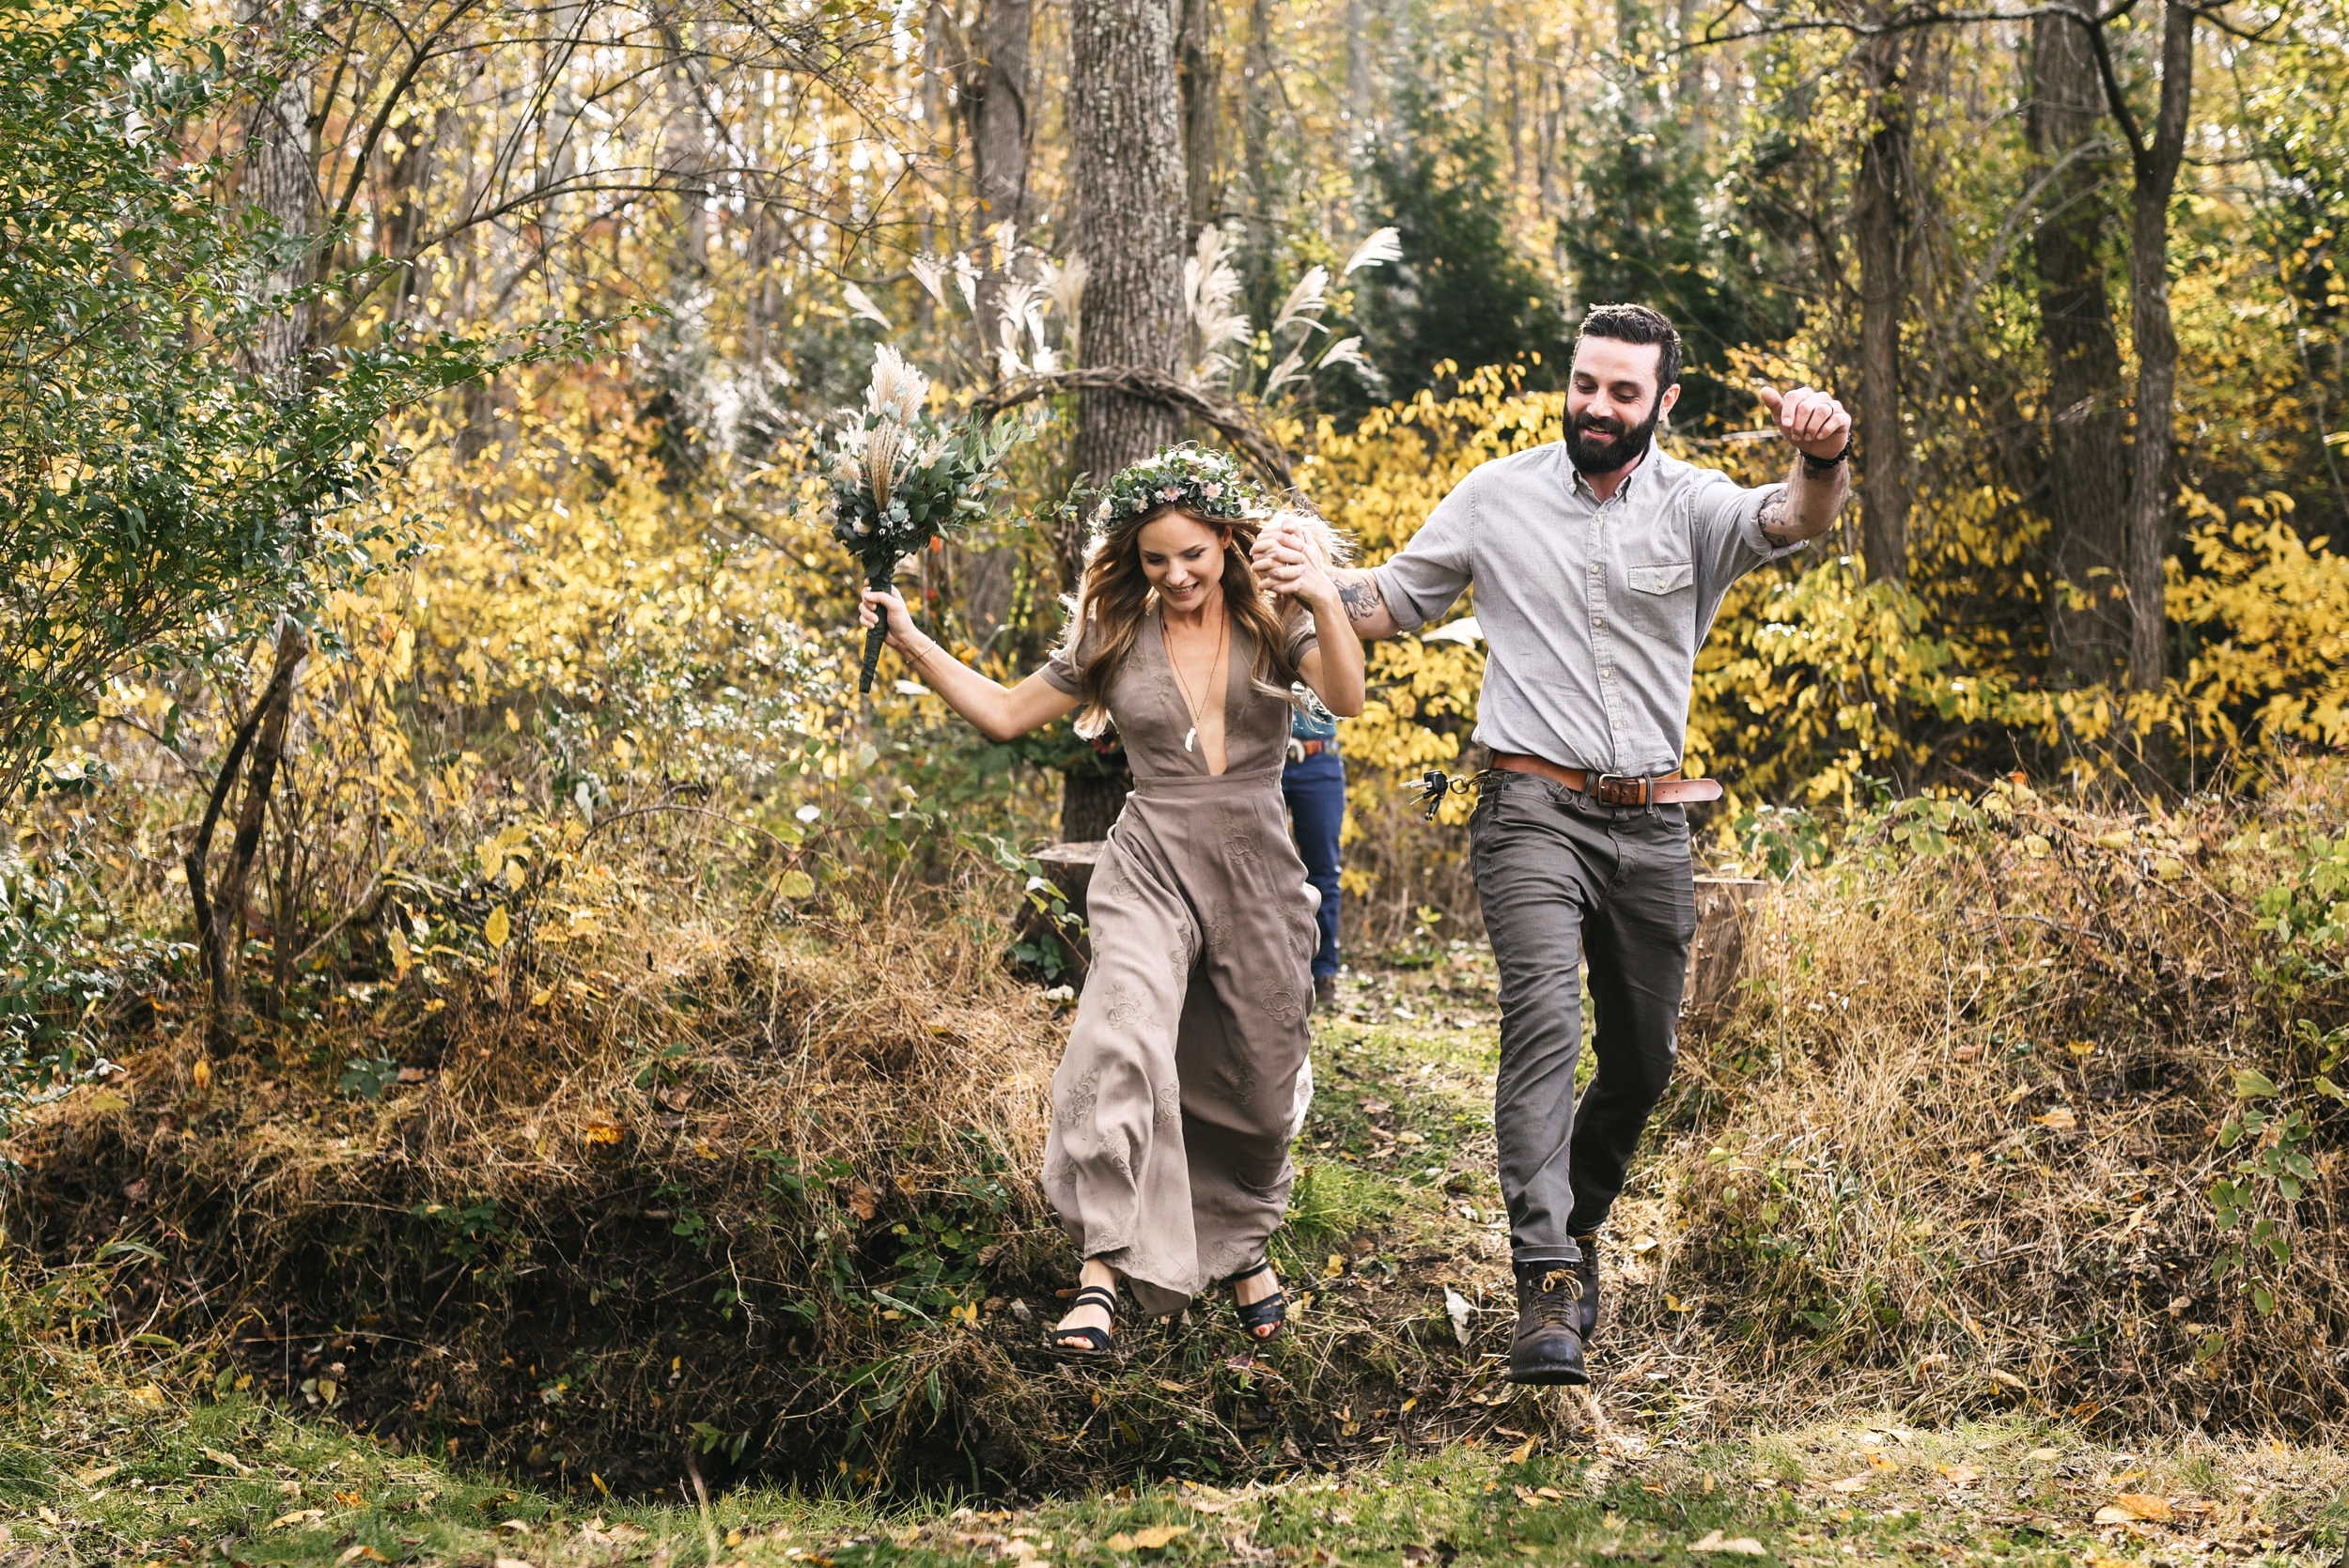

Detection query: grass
xmin=8 ymin=768 xmax=2349 ymax=1525
xmin=8 ymin=1384 xmax=2349 ymax=1565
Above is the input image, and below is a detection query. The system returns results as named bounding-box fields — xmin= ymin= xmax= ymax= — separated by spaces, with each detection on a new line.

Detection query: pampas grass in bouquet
xmin=829 ymin=347 xmax=1031 ymax=694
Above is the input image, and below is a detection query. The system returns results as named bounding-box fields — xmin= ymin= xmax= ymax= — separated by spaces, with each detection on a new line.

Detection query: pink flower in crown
xmin=1160 ymin=487 xmax=1181 ymax=501
xmin=1204 ymin=483 xmax=1222 ymax=498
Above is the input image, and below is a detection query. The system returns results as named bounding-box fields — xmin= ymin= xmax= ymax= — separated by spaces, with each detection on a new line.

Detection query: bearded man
xmin=1258 ymin=303 xmax=1852 ymax=1383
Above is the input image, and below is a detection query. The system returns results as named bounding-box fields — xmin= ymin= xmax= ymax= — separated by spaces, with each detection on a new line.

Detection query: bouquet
xmin=827 ymin=346 xmax=1030 ymax=693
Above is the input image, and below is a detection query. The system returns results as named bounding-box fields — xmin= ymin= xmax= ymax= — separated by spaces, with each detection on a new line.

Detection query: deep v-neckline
xmin=1154 ymin=609 xmax=1232 ymax=776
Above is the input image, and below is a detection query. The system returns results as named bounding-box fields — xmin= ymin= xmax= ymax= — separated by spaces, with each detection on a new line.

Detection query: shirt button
xmin=1594 ymin=618 xmax=1605 ymax=629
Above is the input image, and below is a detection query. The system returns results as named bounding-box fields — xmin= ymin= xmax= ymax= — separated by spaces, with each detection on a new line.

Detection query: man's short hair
xmin=1575 ymin=303 xmax=1683 ymax=391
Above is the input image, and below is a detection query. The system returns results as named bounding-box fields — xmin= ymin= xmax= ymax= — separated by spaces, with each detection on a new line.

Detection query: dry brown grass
xmin=1593 ymin=769 xmax=2349 ymax=1436
xmin=7 ymin=768 xmax=2348 ymax=1500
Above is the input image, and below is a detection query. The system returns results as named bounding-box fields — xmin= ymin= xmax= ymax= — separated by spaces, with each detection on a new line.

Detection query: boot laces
xmin=1529 ymin=1268 xmax=1583 ymax=1332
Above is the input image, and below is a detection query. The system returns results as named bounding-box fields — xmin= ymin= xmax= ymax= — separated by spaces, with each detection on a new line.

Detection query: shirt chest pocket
xmin=1627 ymin=561 xmax=1693 ymax=596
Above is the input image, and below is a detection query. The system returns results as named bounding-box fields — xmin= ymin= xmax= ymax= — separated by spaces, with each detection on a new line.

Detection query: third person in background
xmin=1283 ymin=691 xmax=1345 ymax=1014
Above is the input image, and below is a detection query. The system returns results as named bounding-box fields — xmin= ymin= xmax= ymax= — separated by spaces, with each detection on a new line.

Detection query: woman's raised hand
xmin=1253 ymin=521 xmax=1337 ymax=610
xmin=859 ymin=587 xmax=921 ymax=651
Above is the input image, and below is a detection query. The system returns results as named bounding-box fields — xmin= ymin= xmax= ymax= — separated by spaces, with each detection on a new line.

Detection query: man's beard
xmin=1565 ymin=396 xmax=1664 ymax=474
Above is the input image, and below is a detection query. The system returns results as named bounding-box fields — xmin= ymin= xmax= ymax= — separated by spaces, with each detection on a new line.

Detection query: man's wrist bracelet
xmin=1800 ymin=439 xmax=1853 ymax=476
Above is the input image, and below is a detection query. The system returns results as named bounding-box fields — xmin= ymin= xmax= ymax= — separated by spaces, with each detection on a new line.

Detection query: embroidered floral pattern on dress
xmin=1256 ymin=982 xmax=1305 ymax=1025
xmin=1104 ymin=983 xmax=1143 ymax=1032
xmin=1155 ymin=1079 xmax=1184 ymax=1128
xmin=1058 ymin=1067 xmax=1101 ymax=1130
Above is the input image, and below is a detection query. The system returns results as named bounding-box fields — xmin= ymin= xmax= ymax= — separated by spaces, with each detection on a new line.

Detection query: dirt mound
xmin=9 ymin=774 xmax=2349 ymax=1498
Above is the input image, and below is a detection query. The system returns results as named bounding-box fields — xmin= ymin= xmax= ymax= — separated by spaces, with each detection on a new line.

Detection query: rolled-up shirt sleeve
xmin=1691 ymin=473 xmax=1808 ymax=589
xmin=1369 ymin=477 xmax=1479 ymax=635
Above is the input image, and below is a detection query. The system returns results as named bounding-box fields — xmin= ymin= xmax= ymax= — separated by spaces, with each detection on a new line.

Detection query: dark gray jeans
xmin=1470 ymin=771 xmax=1697 ymax=1266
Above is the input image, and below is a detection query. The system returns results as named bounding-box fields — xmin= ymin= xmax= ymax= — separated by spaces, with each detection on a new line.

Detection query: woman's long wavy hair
xmin=1058 ymin=505 xmax=1351 ymax=739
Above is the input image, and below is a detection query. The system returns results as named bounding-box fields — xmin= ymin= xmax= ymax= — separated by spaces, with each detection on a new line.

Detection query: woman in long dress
xmin=858 ymin=446 xmax=1364 ymax=1355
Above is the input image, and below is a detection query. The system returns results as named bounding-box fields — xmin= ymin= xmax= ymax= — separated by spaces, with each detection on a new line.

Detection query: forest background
xmin=7 ymin=0 xmax=2349 ymax=1536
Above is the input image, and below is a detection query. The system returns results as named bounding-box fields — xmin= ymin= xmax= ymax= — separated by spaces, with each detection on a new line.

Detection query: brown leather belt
xmin=1284 ymin=737 xmax=1334 ymax=762
xmin=1491 ymin=752 xmax=1725 ymax=806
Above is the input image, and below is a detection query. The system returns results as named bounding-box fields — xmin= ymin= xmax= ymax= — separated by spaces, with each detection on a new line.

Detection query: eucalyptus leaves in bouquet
xmin=828 ymin=347 xmax=1030 ymax=693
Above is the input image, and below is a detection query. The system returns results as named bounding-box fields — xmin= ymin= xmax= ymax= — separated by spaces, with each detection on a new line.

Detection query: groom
xmin=1258 ymin=303 xmax=1852 ymax=1383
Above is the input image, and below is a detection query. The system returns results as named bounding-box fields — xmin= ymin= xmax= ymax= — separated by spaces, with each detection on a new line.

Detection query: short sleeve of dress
xmin=1039 ymin=611 xmax=1091 ymax=697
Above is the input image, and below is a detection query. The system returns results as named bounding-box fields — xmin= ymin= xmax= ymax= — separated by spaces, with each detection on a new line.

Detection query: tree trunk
xmin=2028 ymin=10 xmax=2131 ymax=689
xmin=1239 ymin=0 xmax=1277 ymax=261
xmin=1853 ymin=22 xmax=1911 ymax=585
xmin=1061 ymin=772 xmax=1130 ymax=845
xmin=1178 ymin=0 xmax=1221 ymax=240
xmin=963 ymin=0 xmax=1032 ymax=228
xmin=194 ymin=0 xmax=314 ymax=1042
xmin=1065 ymin=0 xmax=1186 ymax=838
xmin=1345 ymin=0 xmax=1373 ymax=136
xmin=241 ymin=0 xmax=312 ymax=390
xmin=2122 ymin=0 xmax=2193 ymax=694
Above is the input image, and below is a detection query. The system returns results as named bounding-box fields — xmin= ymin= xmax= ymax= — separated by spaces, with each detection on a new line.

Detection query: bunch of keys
xmin=1416 ymin=768 xmax=1478 ymax=821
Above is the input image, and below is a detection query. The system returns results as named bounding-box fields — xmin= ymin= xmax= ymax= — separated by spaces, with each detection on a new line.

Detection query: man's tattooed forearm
xmin=1758 ymin=494 xmax=1794 ymax=548
xmin=1337 ymin=573 xmax=1386 ymax=623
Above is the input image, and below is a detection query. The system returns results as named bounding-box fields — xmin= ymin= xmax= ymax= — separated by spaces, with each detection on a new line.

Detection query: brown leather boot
xmin=1505 ymin=1261 xmax=1590 ymax=1385
xmin=1570 ymin=1233 xmax=1601 ymax=1343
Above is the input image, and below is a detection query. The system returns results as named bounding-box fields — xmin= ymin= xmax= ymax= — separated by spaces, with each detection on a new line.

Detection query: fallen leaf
xmin=200 ymin=1446 xmax=251 ymax=1476
xmin=1444 ymin=1285 xmax=1473 ymax=1346
xmin=500 ymin=1519 xmax=535 ymax=1532
xmin=269 ymin=1509 xmax=327 ymax=1529
xmin=2030 ymin=1106 xmax=2078 ymax=1130
xmin=191 ymin=1058 xmax=213 ymax=1089
xmin=73 ymin=1464 xmax=120 ymax=1487
xmin=1828 ymin=1477 xmax=1870 ymax=1494
xmin=1131 ymin=1526 xmax=1190 ymax=1550
xmin=1867 ymin=1452 xmax=1897 ymax=1472
xmin=1937 ymin=1464 xmax=1980 ymax=1487
xmin=1156 ymin=1380 xmax=1189 ymax=1394
xmin=1106 ymin=1535 xmax=1137 ymax=1553
xmin=1507 ymin=1438 xmax=1535 ymax=1465
xmin=2092 ymin=1507 xmax=2136 ymax=1526
xmin=1688 ymin=1529 xmax=1768 ymax=1556
xmin=2026 ymin=1448 xmax=2062 ymax=1463
xmin=583 ymin=1118 xmax=625 ymax=1146
xmin=335 ymin=1547 xmax=391 ymax=1566
xmin=1183 ymin=1497 xmax=1230 ymax=1514
xmin=1325 ymin=1253 xmax=1346 ymax=1278
xmin=333 ymin=1488 xmax=365 ymax=1506
xmin=2112 ymin=1493 xmax=2171 ymax=1522
xmin=493 ymin=1559 xmax=538 ymax=1568
xmin=849 ymin=1183 xmax=879 ymax=1220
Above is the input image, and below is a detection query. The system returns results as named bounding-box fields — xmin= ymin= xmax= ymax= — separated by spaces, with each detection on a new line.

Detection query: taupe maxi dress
xmin=1036 ymin=606 xmax=1323 ymax=1318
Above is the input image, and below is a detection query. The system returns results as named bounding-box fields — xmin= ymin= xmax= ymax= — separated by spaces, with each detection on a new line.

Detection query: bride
xmin=859 ymin=444 xmax=1363 ymax=1356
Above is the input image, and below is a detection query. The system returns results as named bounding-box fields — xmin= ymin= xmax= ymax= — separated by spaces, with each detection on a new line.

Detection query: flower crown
xmin=1089 ymin=442 xmax=1267 ymax=536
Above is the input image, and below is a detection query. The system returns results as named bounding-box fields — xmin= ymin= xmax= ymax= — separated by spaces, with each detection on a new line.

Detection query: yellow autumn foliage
xmin=1299 ymin=364 xmax=2349 ymax=846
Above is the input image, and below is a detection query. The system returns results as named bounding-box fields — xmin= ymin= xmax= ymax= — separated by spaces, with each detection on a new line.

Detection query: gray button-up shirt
xmin=1370 ymin=440 xmax=1805 ymax=776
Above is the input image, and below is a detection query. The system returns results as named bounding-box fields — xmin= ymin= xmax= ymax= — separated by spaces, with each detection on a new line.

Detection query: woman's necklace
xmin=1164 ymin=606 xmax=1229 ymax=754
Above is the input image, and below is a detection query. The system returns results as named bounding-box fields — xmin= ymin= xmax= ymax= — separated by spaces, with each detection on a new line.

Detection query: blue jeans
xmin=1281 ymin=748 xmax=1346 ymax=979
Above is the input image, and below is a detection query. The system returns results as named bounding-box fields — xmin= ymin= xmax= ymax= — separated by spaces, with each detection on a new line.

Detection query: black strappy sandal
xmin=1224 ymin=1260 xmax=1287 ymax=1341
xmin=1045 ymin=1282 xmax=1120 ymax=1360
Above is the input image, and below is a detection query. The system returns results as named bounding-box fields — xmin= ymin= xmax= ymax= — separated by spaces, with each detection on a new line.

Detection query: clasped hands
xmin=1248 ymin=520 xmax=1338 ymax=608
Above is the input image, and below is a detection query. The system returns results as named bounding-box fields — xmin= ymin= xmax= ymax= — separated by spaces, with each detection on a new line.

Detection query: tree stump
xmin=1019 ymin=841 xmax=1107 ymax=980
xmin=1684 ymin=876 xmax=1766 ymax=1027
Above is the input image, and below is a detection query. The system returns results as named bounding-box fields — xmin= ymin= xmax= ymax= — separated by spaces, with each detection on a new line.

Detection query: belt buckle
xmin=1594 ymin=771 xmax=1649 ymax=806
xmin=1286 ymin=738 xmax=1306 ymax=764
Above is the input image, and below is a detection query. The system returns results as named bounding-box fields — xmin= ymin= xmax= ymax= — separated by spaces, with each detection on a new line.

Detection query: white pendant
xmin=1184 ymin=726 xmax=1197 ymax=753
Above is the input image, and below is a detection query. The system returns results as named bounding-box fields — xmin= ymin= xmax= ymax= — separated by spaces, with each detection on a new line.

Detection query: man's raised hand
xmin=1755 ymin=384 xmax=1852 ymax=460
